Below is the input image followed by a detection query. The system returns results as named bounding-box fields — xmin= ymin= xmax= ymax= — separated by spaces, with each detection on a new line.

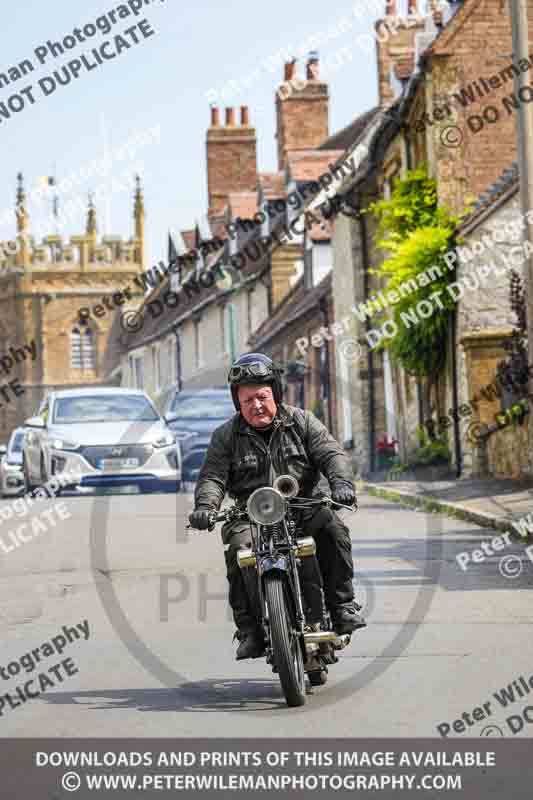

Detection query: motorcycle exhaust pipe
xmin=236 ymin=548 xmax=256 ymax=569
xmin=304 ymin=631 xmax=338 ymax=644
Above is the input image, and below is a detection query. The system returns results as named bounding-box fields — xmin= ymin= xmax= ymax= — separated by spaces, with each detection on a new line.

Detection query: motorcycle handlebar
xmin=186 ymin=496 xmax=357 ymax=531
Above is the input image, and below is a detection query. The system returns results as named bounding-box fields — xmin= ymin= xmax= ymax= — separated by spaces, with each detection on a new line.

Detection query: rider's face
xmin=238 ymin=384 xmax=277 ymax=428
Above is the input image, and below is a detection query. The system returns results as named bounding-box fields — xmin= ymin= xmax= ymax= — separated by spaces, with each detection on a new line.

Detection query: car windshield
xmin=53 ymin=395 xmax=159 ymax=424
xmin=169 ymin=394 xmax=234 ymax=419
xmin=9 ymin=431 xmax=24 ymax=452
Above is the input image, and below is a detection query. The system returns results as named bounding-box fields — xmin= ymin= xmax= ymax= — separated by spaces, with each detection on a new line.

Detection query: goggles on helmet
xmin=228 ymin=362 xmax=273 ymax=382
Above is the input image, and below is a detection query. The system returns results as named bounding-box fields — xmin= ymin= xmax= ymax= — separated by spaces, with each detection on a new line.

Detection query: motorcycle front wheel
xmin=264 ymin=574 xmax=306 ymax=707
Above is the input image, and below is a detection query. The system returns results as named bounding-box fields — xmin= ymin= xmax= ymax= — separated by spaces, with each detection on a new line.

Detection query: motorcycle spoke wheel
xmin=264 ymin=574 xmax=306 ymax=707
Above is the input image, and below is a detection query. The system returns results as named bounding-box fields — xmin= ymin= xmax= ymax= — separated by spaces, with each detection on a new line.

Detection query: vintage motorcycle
xmin=197 ymin=474 xmax=358 ymax=708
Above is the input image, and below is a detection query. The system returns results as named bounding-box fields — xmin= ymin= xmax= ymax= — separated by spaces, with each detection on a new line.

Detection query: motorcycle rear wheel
xmin=264 ymin=574 xmax=306 ymax=707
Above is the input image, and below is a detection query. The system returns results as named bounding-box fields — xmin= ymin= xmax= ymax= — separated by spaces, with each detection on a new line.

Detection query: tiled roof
xmin=286 ymin=150 xmax=344 ymax=182
xmin=318 ymin=107 xmax=380 ymax=152
xmin=459 ymin=162 xmax=519 ymax=231
xmin=250 ymin=272 xmax=332 ymax=348
xmin=119 ymin=232 xmax=271 ymax=352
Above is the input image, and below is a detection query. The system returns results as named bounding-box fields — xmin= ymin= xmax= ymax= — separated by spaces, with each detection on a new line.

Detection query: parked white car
xmin=22 ymin=388 xmax=181 ymax=493
xmin=0 ymin=427 xmax=26 ymax=497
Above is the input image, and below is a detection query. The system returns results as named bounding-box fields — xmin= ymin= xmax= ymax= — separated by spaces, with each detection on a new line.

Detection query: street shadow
xmin=40 ymin=679 xmax=296 ymax=714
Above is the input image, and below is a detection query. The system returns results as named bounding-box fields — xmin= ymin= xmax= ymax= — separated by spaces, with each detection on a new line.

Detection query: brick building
xmin=314 ymin=0 xmax=533 ymax=475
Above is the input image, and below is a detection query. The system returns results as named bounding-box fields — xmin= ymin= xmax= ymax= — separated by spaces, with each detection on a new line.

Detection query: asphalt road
xmin=1 ymin=485 xmax=532 ymax=738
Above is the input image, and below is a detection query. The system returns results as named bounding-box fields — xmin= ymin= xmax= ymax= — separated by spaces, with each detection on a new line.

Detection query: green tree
xmin=366 ymin=164 xmax=461 ymax=408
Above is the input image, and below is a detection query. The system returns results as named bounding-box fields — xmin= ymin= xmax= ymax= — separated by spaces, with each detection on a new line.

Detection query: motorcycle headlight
xmin=51 ymin=439 xmax=79 ymax=451
xmin=153 ymin=432 xmax=176 ymax=448
xmin=247 ymin=487 xmax=287 ymax=526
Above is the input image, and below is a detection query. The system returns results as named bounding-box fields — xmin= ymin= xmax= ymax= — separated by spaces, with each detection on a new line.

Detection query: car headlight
xmin=153 ymin=432 xmax=176 ymax=448
xmin=51 ymin=439 xmax=79 ymax=451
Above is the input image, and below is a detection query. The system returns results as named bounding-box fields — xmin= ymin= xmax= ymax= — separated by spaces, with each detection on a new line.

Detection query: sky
xmin=0 ymin=0 xmax=386 ymax=267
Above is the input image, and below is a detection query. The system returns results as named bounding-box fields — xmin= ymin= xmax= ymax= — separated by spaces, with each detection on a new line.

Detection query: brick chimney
xmin=206 ymin=105 xmax=258 ymax=217
xmin=376 ymin=0 xmax=426 ymax=106
xmin=275 ymin=56 xmax=329 ymax=171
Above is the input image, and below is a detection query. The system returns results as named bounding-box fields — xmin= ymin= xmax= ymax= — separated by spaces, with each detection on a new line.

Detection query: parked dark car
xmin=164 ymin=388 xmax=234 ymax=483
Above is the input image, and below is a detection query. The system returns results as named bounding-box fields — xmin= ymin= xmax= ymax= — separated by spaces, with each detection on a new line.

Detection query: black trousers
xmin=223 ymin=506 xmax=355 ymax=632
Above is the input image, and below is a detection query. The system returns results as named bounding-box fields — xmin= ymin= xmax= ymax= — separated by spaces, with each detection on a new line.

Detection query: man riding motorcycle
xmin=188 ymin=353 xmax=366 ymax=660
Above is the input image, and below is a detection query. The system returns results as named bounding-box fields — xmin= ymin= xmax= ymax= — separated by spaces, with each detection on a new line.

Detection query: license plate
xmin=98 ymin=458 xmax=139 ymax=470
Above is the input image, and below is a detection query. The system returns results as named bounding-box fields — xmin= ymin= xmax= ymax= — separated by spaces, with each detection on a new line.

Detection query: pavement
xmin=1 ymin=485 xmax=533 ymax=737
xmin=360 ymin=470 xmax=533 ymax=538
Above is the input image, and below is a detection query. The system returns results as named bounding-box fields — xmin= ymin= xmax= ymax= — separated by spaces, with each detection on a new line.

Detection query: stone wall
xmin=456 ymin=189 xmax=527 ymax=477
xmin=485 ymin=418 xmax=530 ymax=479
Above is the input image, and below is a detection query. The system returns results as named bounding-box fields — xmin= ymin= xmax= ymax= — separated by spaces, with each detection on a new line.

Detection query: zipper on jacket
xmin=246 ymin=419 xmax=282 ymax=485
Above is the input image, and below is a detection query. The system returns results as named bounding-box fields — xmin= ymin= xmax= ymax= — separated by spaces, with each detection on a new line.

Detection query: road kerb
xmin=359 ymin=480 xmax=533 ymax=543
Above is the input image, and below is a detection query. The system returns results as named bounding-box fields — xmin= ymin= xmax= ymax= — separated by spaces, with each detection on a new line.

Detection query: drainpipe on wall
xmin=450 ymin=305 xmax=462 ymax=477
xmin=403 ymin=122 xmax=424 ymax=429
xmin=318 ymin=296 xmax=333 ymax=432
xmin=448 ymin=238 xmax=462 ymax=477
xmin=359 ymin=212 xmax=376 ymax=474
xmin=228 ymin=303 xmax=237 ymax=362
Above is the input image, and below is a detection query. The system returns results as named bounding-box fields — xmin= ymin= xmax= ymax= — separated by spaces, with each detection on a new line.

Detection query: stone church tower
xmin=0 ymin=174 xmax=145 ymax=442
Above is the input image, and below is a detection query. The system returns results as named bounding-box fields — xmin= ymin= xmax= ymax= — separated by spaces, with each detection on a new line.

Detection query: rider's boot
xmin=234 ymin=628 xmax=265 ymax=660
xmin=331 ymin=601 xmax=367 ymax=634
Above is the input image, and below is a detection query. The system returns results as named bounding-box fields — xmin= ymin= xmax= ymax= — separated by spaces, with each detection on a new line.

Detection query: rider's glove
xmin=189 ymin=507 xmax=215 ymax=531
xmin=331 ymin=482 xmax=357 ymax=509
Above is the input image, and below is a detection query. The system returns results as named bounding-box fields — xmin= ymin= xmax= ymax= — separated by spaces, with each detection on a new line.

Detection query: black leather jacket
xmin=194 ymin=403 xmax=354 ymax=511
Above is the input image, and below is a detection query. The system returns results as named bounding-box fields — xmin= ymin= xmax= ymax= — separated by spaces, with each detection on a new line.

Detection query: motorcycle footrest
xmin=333 ymin=634 xmax=351 ymax=650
